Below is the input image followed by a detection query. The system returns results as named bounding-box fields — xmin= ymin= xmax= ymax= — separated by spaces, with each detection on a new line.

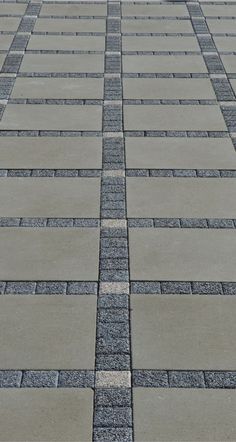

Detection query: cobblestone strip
xmin=187 ymin=2 xmax=236 ymax=138
xmin=93 ymin=2 xmax=133 ymax=441
xmin=0 ymin=2 xmax=42 ymax=120
xmin=0 ymin=281 xmax=98 ymax=295
xmin=131 ymin=281 xmax=236 ymax=295
xmin=1 ymin=369 xmax=236 ymax=388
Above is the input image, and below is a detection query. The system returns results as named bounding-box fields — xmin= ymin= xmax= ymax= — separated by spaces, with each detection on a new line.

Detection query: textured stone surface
xmin=0 ymin=389 xmax=93 ymax=441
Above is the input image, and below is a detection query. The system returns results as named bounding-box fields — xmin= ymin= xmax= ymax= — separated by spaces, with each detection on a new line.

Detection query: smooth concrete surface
xmin=221 ymin=54 xmax=236 ymax=72
xmin=0 ymin=295 xmax=96 ymax=369
xmin=34 ymin=17 xmax=106 ymax=32
xmin=0 ymin=17 xmax=20 ymax=31
xmin=0 ymin=389 xmax=93 ymax=442
xmin=20 ymin=54 xmax=104 ymax=73
xmin=123 ymin=36 xmax=200 ymax=51
xmin=125 ymin=137 xmax=236 ymax=169
xmin=202 ymin=5 xmax=236 ymax=16
xmin=134 ymin=389 xmax=236 ymax=441
xmin=0 ymin=35 xmax=13 ymax=50
xmin=0 ymin=228 xmax=99 ymax=280
xmin=0 ymin=137 xmax=102 ymax=169
xmin=0 ymin=105 xmax=102 ymax=131
xmin=123 ymin=78 xmax=215 ymax=99
xmin=11 ymin=77 xmax=104 ymax=99
xmin=207 ymin=18 xmax=236 ymax=33
xmin=40 ymin=3 xmax=107 ymax=16
xmin=122 ymin=4 xmax=189 ymax=17
xmin=131 ymin=295 xmax=236 ymax=369
xmin=130 ymin=228 xmax=236 ymax=281
xmin=0 ymin=3 xmax=26 ymax=14
xmin=124 ymin=105 xmax=227 ymax=131
xmin=27 ymin=35 xmax=105 ymax=51
xmin=127 ymin=178 xmax=236 ymax=218
xmin=121 ymin=19 xmax=193 ymax=33
xmin=0 ymin=178 xmax=100 ymax=217
xmin=213 ymin=36 xmax=236 ymax=51
xmin=122 ymin=54 xmax=207 ymax=73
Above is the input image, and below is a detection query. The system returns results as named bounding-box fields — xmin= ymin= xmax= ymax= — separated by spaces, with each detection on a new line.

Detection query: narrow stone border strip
xmin=126 ymin=169 xmax=236 ymax=177
xmin=131 ymin=281 xmax=236 ymax=295
xmin=0 ymin=218 xmax=100 ymax=227
xmin=128 ymin=218 xmax=236 ymax=228
xmin=0 ymin=281 xmax=98 ymax=295
xmin=0 ymin=169 xmax=102 ymax=176
xmin=0 ymin=370 xmax=236 ymax=389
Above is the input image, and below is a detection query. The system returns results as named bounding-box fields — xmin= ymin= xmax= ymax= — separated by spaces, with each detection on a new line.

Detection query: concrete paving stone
xmin=0 ymin=105 xmax=102 ymax=131
xmin=27 ymin=35 xmax=105 ymax=51
xmin=221 ymin=55 xmax=236 ymax=73
xmin=125 ymin=137 xmax=236 ymax=169
xmin=123 ymin=54 xmax=207 ymax=73
xmin=0 ymin=228 xmax=99 ymax=280
xmin=0 ymin=17 xmax=20 ymax=31
xmin=213 ymin=36 xmax=236 ymax=52
xmin=202 ymin=5 xmax=236 ymax=16
xmin=0 ymin=178 xmax=100 ymax=217
xmin=124 ymin=105 xmax=226 ymax=131
xmin=0 ymin=54 xmax=5 ymax=71
xmin=0 ymin=295 xmax=96 ymax=369
xmin=229 ymin=79 xmax=236 ymax=95
xmin=12 ymin=78 xmax=104 ymax=99
xmin=134 ymin=388 xmax=236 ymax=442
xmin=122 ymin=4 xmax=189 ymax=17
xmin=123 ymin=36 xmax=200 ymax=52
xmin=34 ymin=18 xmax=106 ymax=33
xmin=129 ymin=228 xmax=236 ymax=281
xmin=20 ymin=54 xmax=104 ymax=73
xmin=121 ymin=19 xmax=193 ymax=34
xmin=40 ymin=3 xmax=107 ymax=16
xmin=207 ymin=19 xmax=236 ymax=34
xmin=0 ymin=35 xmax=14 ymax=51
xmin=0 ymin=137 xmax=102 ymax=169
xmin=0 ymin=389 xmax=93 ymax=441
xmin=0 ymin=3 xmax=26 ymax=15
xmin=131 ymin=295 xmax=236 ymax=369
xmin=123 ymin=78 xmax=215 ymax=99
xmin=127 ymin=178 xmax=236 ymax=218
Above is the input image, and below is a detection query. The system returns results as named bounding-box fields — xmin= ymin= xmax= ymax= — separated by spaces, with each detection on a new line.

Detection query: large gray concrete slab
xmin=0 ymin=35 xmax=13 ymax=50
xmin=213 ymin=36 xmax=236 ymax=52
xmin=0 ymin=137 xmax=102 ymax=169
xmin=0 ymin=295 xmax=96 ymax=369
xmin=134 ymin=389 xmax=236 ymax=442
xmin=124 ymin=105 xmax=227 ymax=131
xmin=0 ymin=17 xmax=20 ymax=31
xmin=40 ymin=3 xmax=107 ymax=16
xmin=0 ymin=389 xmax=93 ymax=442
xmin=11 ymin=78 xmax=104 ymax=99
xmin=121 ymin=19 xmax=193 ymax=33
xmin=123 ymin=54 xmax=207 ymax=73
xmin=221 ymin=54 xmax=236 ymax=73
xmin=0 ymin=178 xmax=100 ymax=218
xmin=27 ymin=35 xmax=105 ymax=51
xmin=125 ymin=137 xmax=236 ymax=169
xmin=202 ymin=5 xmax=236 ymax=16
xmin=131 ymin=295 xmax=236 ymax=369
xmin=0 ymin=228 xmax=99 ymax=280
xmin=0 ymin=3 xmax=26 ymax=14
xmin=127 ymin=178 xmax=236 ymax=218
xmin=207 ymin=19 xmax=236 ymax=33
xmin=122 ymin=4 xmax=189 ymax=17
xmin=0 ymin=105 xmax=102 ymax=131
xmin=123 ymin=36 xmax=200 ymax=51
xmin=123 ymin=78 xmax=215 ymax=99
xmin=20 ymin=54 xmax=104 ymax=73
xmin=34 ymin=18 xmax=106 ymax=32
xmin=130 ymin=228 xmax=236 ymax=281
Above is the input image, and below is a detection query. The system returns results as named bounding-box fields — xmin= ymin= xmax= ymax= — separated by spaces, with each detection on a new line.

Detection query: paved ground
xmin=0 ymin=0 xmax=236 ymax=440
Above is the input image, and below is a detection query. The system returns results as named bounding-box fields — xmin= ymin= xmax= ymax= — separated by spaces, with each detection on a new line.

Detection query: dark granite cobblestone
xmin=0 ymin=281 xmax=98 ymax=295
xmin=131 ymin=281 xmax=236 ymax=295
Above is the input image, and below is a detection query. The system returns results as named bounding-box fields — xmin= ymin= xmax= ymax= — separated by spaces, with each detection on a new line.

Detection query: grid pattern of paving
xmin=1 ymin=0 xmax=236 ymax=440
